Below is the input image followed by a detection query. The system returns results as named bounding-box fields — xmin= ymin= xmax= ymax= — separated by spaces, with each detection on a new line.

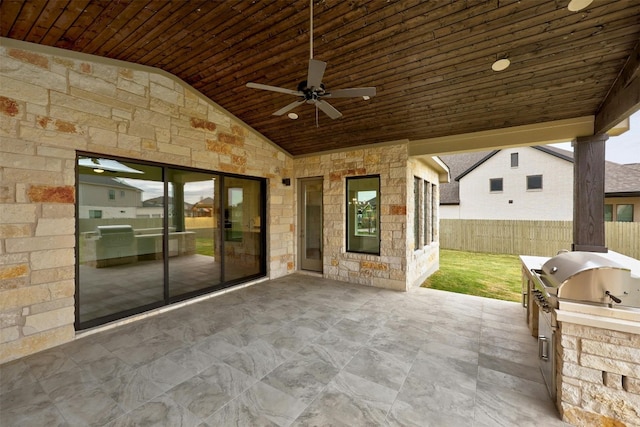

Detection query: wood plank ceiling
xmin=2 ymin=0 xmax=639 ymax=156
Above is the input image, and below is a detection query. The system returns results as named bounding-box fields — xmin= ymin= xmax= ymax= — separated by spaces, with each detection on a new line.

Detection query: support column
xmin=571 ymin=134 xmax=608 ymax=252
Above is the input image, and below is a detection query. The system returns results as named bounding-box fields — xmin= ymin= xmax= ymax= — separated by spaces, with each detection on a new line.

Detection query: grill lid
xmin=535 ymin=251 xmax=640 ymax=308
xmin=541 ymin=251 xmax=629 ymax=287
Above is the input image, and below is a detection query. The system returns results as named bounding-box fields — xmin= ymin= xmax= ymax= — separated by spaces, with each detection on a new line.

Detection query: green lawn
xmin=421 ymin=249 xmax=522 ymax=302
xmin=195 ymin=237 xmax=215 ymax=256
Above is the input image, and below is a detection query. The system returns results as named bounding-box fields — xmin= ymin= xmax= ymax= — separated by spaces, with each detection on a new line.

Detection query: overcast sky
xmin=550 ymin=111 xmax=640 ymax=164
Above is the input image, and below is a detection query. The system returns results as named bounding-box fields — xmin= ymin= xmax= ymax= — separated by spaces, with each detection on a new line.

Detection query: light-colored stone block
xmin=23 ymin=306 xmax=74 ymax=335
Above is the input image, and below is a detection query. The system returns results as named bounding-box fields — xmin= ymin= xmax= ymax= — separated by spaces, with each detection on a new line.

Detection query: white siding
xmin=458 ymin=147 xmax=573 ymax=220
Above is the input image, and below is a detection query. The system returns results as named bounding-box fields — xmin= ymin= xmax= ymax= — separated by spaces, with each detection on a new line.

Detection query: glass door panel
xmin=299 ymin=178 xmax=323 ymax=272
xmin=167 ymin=169 xmax=221 ymax=297
xmin=223 ymin=177 xmax=264 ymax=282
xmin=77 ymin=158 xmax=164 ymax=326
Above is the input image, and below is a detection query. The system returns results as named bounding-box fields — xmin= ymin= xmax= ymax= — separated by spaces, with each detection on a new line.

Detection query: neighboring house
xmin=78 ymin=174 xmax=143 ymax=219
xmin=440 ymin=146 xmax=640 ymax=221
xmin=141 ymin=196 xmax=194 ymax=218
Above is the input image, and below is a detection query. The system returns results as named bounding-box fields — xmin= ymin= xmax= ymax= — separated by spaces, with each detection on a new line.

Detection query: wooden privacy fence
xmin=440 ymin=219 xmax=640 ymax=259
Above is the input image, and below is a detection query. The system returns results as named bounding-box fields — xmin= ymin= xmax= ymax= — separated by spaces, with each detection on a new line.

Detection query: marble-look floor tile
xmin=297 ymin=331 xmax=363 ymax=370
xmin=102 ymin=370 xmax=164 ymax=411
xmin=206 ymin=381 xmax=306 ymax=427
xmin=82 ymin=353 xmax=134 ymax=382
xmin=262 ymin=324 xmax=322 ymax=354
xmin=295 ymin=371 xmax=396 ymax=426
xmin=105 ymin=394 xmax=203 ymax=427
xmin=22 ymin=349 xmax=78 ymax=380
xmin=167 ymin=359 xmax=256 ymax=419
xmin=0 ymin=359 xmax=37 ymax=393
xmin=3 ymin=275 xmax=566 ymax=427
xmin=39 ymin=368 xmax=102 ymax=402
xmin=0 ymin=380 xmax=50 ymax=412
xmin=167 ymin=376 xmax=234 ymax=419
xmin=221 ymin=339 xmax=292 ymax=379
xmin=478 ymin=365 xmax=549 ymax=402
xmin=343 ymin=347 xmax=412 ymax=391
xmin=418 ymin=339 xmax=480 ymax=365
xmin=54 ymin=386 xmax=124 ymax=426
xmin=137 ymin=355 xmax=197 ymax=392
xmin=112 ymin=333 xmax=184 ymax=368
xmin=0 ymin=400 xmax=68 ymax=427
xmin=262 ymin=353 xmax=339 ymax=404
xmin=479 ymin=352 xmax=542 ymax=384
xmin=327 ymin=318 xmax=378 ymax=344
xmin=480 ymin=341 xmax=539 ymax=369
xmin=164 ymin=345 xmax=216 ymax=376
xmin=474 ymin=381 xmax=569 ymax=427
xmin=387 ymin=398 xmax=474 ymax=427
xmin=97 ymin=321 xmax=166 ymax=352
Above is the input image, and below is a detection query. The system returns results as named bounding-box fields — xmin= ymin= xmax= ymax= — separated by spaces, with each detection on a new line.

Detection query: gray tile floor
xmin=0 ymin=274 xmax=570 ymax=426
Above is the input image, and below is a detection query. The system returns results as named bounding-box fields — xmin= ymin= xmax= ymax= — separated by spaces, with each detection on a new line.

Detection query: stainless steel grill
xmin=531 ymin=251 xmax=640 ymax=310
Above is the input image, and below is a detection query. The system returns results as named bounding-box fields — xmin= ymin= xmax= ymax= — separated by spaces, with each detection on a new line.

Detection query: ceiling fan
xmin=246 ymin=0 xmax=376 ymax=121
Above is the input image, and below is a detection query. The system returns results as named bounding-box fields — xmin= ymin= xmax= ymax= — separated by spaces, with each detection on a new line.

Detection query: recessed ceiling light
xmin=492 ymin=58 xmax=511 ymax=72
xmin=568 ymin=0 xmax=593 ymax=12
xmin=288 ymin=112 xmax=299 ymax=120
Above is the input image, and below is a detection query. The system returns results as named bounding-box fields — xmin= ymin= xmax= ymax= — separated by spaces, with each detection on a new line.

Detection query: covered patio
xmin=1 ymin=275 xmax=567 ymax=426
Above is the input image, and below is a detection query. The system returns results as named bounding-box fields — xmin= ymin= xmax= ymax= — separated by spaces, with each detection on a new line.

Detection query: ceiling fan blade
xmin=307 ymin=59 xmax=327 ymax=89
xmin=273 ymin=100 xmax=306 ymax=116
xmin=325 ymin=87 xmax=377 ymax=98
xmin=246 ymin=82 xmax=302 ymax=96
xmin=316 ymin=100 xmax=343 ymax=119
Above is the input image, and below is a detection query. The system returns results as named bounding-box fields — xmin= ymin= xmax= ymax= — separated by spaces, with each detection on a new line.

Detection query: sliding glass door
xmin=76 ymin=154 xmax=265 ymax=329
xmin=168 ymin=169 xmax=222 ymax=297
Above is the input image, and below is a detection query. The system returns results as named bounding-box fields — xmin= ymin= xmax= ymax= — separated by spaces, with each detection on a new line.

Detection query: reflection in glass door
xmin=76 ymin=154 xmax=266 ymax=330
xmin=168 ymin=169 xmax=221 ymax=298
xmin=299 ymin=178 xmax=323 ymax=272
xmin=223 ymin=177 xmax=265 ymax=282
xmin=77 ymin=158 xmax=165 ymax=327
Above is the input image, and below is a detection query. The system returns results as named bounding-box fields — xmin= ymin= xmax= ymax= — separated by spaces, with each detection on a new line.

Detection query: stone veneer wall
xmin=0 ymin=39 xmax=294 ymax=364
xmin=294 ymin=145 xmax=440 ymax=291
xmin=557 ymin=321 xmax=640 ymax=426
xmin=406 ymin=158 xmax=441 ymax=288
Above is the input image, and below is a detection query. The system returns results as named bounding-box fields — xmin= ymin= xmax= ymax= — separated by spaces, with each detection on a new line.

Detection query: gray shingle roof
xmin=439 ymin=146 xmax=640 ymax=205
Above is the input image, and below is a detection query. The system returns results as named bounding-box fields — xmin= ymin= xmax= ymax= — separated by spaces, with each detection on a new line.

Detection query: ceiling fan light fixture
xmin=567 ymin=0 xmax=593 ymax=12
xmin=287 ymin=112 xmax=299 ymax=120
xmin=492 ymin=58 xmax=511 ymax=72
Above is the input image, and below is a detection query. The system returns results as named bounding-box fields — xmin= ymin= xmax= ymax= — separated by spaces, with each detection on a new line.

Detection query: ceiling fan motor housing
xmin=298 ymin=80 xmax=326 ymax=100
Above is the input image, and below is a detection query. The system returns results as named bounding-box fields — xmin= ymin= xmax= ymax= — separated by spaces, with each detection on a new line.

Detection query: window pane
xmin=604 ymin=204 xmax=613 ymax=221
xmin=431 ymin=183 xmax=437 ymax=241
xmin=347 ymin=176 xmax=380 ymax=254
xmin=414 ymin=177 xmax=420 ymax=250
xmin=511 ymin=153 xmax=519 ymax=167
xmin=168 ymin=169 xmax=221 ymax=297
xmin=424 ymin=180 xmax=430 ymax=245
xmin=527 ymin=175 xmax=543 ymax=190
xmin=617 ymin=204 xmax=634 ymax=222
xmin=77 ymin=157 xmax=164 ymax=326
xmin=490 ymin=178 xmax=503 ymax=192
xmin=223 ymin=176 xmax=264 ymax=281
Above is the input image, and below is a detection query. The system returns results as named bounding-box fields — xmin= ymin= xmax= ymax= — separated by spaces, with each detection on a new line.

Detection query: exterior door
xmin=299 ymin=178 xmax=323 ymax=272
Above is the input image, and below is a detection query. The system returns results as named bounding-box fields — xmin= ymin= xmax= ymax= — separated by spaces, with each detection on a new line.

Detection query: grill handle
xmin=605 ymin=291 xmax=622 ymax=304
xmin=538 ymin=336 xmax=549 ymax=361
